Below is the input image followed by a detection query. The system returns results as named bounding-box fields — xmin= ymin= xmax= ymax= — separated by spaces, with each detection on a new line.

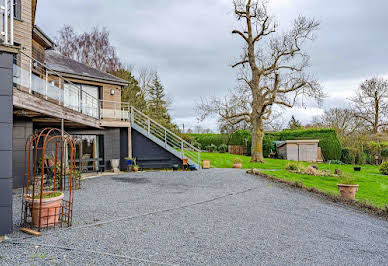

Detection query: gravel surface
xmin=1 ymin=169 xmax=388 ymax=265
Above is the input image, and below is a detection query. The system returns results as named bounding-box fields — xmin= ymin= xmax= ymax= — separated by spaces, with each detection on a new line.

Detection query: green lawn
xmin=201 ymin=152 xmax=388 ymax=209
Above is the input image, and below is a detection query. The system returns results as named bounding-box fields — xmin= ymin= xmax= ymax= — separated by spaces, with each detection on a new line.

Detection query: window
xmin=14 ymin=0 xmax=21 ymax=20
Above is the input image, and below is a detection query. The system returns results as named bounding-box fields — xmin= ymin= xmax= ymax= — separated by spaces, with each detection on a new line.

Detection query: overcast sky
xmin=36 ymin=0 xmax=388 ymax=132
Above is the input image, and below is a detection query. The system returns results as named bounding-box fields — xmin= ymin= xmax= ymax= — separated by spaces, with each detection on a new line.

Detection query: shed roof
xmin=276 ymin=139 xmax=319 ymax=147
xmin=45 ymin=50 xmax=129 ymax=86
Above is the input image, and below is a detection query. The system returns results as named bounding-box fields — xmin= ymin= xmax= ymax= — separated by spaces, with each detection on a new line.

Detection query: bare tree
xmin=312 ymin=108 xmax=364 ymax=143
xmin=350 ymin=77 xmax=388 ymax=133
xmin=136 ymin=67 xmax=156 ymax=99
xmin=197 ymin=0 xmax=322 ymax=162
xmin=55 ymin=25 xmax=121 ymax=72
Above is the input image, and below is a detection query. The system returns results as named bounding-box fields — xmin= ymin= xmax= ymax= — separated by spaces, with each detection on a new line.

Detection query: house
xmin=0 ymin=0 xmax=200 ymax=238
xmin=276 ymin=140 xmax=320 ymax=162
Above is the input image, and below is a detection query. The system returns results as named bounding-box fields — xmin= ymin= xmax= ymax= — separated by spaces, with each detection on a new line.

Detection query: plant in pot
xmin=125 ymin=157 xmax=133 ymax=166
xmin=233 ymin=158 xmax=242 ymax=169
xmin=337 ymin=175 xmax=358 ymax=200
xmin=24 ymin=191 xmax=64 ymax=227
xmin=132 ymin=164 xmax=139 ymax=172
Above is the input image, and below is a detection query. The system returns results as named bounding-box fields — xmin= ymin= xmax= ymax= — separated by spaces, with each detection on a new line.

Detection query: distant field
xmin=201 ymin=152 xmax=388 ymax=209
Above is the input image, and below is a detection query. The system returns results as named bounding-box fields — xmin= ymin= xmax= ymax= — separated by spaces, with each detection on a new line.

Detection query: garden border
xmin=247 ymin=169 xmax=388 ymax=219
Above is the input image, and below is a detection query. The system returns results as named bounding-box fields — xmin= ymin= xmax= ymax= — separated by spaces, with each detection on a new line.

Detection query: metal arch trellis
xmin=21 ymin=128 xmax=78 ymax=232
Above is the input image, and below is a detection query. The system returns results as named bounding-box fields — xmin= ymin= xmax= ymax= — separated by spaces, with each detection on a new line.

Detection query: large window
xmin=72 ymin=135 xmax=102 ymax=172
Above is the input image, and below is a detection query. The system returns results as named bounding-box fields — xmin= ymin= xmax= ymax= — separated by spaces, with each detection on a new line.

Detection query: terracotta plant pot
xmin=24 ymin=192 xmax=64 ymax=227
xmin=233 ymin=163 xmax=242 ymax=169
xmin=132 ymin=166 xmax=139 ymax=172
xmin=337 ymin=184 xmax=359 ymax=200
xmin=202 ymin=160 xmax=210 ymax=169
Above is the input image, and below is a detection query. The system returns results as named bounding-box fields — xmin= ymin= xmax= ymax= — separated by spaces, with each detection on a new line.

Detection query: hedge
xmin=188 ymin=133 xmax=228 ymax=148
xmin=265 ymin=129 xmax=342 ymax=161
xmin=188 ymin=128 xmax=342 ymax=161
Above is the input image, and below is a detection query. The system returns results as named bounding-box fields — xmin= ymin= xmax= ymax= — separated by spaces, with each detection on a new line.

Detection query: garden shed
xmin=276 ymin=140 xmax=320 ymax=162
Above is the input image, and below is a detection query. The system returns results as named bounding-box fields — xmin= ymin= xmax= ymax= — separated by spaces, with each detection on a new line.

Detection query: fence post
xmin=147 ymin=119 xmax=151 ymax=136
xmin=198 ymin=152 xmax=201 ymax=169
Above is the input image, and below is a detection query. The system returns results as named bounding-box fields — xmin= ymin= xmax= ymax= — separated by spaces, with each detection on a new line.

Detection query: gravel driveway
xmin=1 ymin=169 xmax=388 ymax=265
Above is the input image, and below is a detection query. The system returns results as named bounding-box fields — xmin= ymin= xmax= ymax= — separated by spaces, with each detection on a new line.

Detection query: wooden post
xmin=147 ymin=119 xmax=150 ymax=136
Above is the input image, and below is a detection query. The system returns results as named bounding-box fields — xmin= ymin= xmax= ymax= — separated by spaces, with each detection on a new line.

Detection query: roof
xmin=33 ymin=25 xmax=56 ymax=49
xmin=277 ymin=139 xmax=319 ymax=147
xmin=45 ymin=50 xmax=129 ymax=86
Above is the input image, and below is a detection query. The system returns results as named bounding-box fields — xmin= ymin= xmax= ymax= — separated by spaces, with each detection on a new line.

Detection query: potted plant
xmin=125 ymin=157 xmax=133 ymax=166
xmin=132 ymin=164 xmax=139 ymax=172
xmin=24 ymin=191 xmax=64 ymax=227
xmin=233 ymin=158 xmax=242 ymax=169
xmin=337 ymin=175 xmax=359 ymax=200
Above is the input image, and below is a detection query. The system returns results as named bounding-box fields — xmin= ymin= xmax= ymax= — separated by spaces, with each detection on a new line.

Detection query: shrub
xmin=379 ymin=161 xmax=388 ymax=175
xmin=341 ymin=147 xmax=358 ymax=164
xmin=285 ymin=162 xmax=304 ymax=172
xmin=381 ymin=148 xmax=388 ymax=159
xmin=233 ymin=158 xmax=242 ymax=164
xmin=189 ymin=133 xmax=228 ymax=148
xmin=217 ymin=144 xmax=228 ymax=153
xmin=205 ymin=144 xmax=217 ymax=152
xmin=192 ymin=141 xmax=202 ymax=150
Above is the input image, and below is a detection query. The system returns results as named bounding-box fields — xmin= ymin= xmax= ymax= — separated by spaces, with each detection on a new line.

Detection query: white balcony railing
xmin=0 ymin=0 xmax=14 ymax=45
xmin=13 ymin=51 xmax=100 ymax=119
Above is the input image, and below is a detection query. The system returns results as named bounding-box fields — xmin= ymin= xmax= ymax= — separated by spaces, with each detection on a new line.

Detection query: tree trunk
xmin=251 ymin=117 xmax=265 ymax=163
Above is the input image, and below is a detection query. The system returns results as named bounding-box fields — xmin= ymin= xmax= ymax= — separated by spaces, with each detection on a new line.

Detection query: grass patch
xmin=201 ymin=152 xmax=388 ymax=209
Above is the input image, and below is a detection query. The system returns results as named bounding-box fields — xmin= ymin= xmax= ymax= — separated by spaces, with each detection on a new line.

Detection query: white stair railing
xmin=100 ymin=100 xmax=201 ymax=168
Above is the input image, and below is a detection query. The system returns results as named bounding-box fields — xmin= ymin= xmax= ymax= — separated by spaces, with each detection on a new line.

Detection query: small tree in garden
xmin=288 ymin=116 xmax=303 ymax=130
xmin=197 ymin=0 xmax=323 ymax=162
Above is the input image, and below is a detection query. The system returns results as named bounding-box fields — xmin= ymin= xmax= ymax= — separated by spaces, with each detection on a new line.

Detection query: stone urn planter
xmin=110 ymin=159 xmax=120 ymax=173
xmin=233 ymin=158 xmax=242 ymax=169
xmin=24 ymin=191 xmax=64 ymax=227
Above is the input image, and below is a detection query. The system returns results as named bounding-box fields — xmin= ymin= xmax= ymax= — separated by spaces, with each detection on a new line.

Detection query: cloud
xmin=35 ymin=0 xmax=388 ymax=132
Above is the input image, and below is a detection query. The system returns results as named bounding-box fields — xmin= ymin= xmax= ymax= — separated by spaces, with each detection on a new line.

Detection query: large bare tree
xmin=350 ymin=77 xmax=388 ymax=134
xmin=197 ymin=0 xmax=323 ymax=162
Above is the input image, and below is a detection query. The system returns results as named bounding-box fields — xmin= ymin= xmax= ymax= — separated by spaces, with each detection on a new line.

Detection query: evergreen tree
xmin=148 ymin=73 xmax=178 ymax=131
xmin=111 ymin=68 xmax=147 ymax=111
xmin=288 ymin=115 xmax=303 ymax=130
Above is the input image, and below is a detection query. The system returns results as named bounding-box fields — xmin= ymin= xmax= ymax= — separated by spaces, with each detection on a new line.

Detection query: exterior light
xmin=110 ymin=89 xmax=115 ymax=95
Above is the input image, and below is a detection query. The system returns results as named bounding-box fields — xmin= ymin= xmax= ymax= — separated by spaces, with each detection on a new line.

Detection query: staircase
xmin=100 ymin=100 xmax=201 ymax=170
